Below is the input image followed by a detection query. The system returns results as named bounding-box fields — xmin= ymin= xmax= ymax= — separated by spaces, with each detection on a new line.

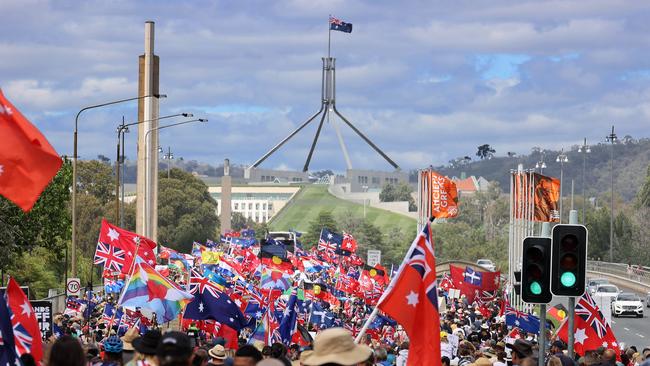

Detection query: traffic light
xmin=521 ymin=237 xmax=552 ymax=303
xmin=513 ymin=271 xmax=521 ymax=295
xmin=551 ymin=224 xmax=588 ymax=297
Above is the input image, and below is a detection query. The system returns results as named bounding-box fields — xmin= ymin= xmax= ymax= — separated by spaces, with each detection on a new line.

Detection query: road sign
xmin=66 ymin=278 xmax=81 ymax=296
xmin=31 ymin=300 xmax=52 ymax=340
xmin=367 ymin=250 xmax=381 ymax=267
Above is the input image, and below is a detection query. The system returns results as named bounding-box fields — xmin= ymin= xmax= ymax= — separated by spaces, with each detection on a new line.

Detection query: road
xmin=551 ymin=279 xmax=650 ymax=348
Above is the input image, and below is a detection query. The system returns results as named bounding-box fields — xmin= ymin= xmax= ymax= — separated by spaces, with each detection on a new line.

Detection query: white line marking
xmin=636 ymin=334 xmax=645 ymax=339
xmin=624 ymin=327 xmax=630 ymax=331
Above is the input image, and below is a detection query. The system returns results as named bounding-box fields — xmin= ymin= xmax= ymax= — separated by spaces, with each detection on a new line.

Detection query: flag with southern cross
xmin=183 ymin=270 xmax=247 ymax=330
xmin=0 ymin=289 xmax=20 ymax=366
xmin=329 ymin=16 xmax=352 ymax=33
xmin=318 ymin=228 xmax=343 ymax=253
xmin=504 ymin=304 xmax=540 ymax=334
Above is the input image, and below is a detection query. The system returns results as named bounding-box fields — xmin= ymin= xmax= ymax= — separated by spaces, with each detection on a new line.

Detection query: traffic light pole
xmin=539 ymin=222 xmax=551 ymax=366
xmin=567 ymin=209 xmax=579 ymax=358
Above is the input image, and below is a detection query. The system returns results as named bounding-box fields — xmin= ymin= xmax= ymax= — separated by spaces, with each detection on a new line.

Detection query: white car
xmin=593 ymin=284 xmax=620 ymax=302
xmin=587 ymin=278 xmax=609 ymax=294
xmin=476 ymin=259 xmax=496 ymax=272
xmin=612 ymin=293 xmax=644 ymax=318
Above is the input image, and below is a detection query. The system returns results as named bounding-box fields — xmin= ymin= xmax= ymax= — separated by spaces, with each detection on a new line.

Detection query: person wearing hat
xmin=121 ymin=327 xmax=138 ymax=364
xmin=234 ymin=345 xmax=263 ymax=366
xmin=208 ymin=345 xmax=227 ymax=366
xmin=550 ymin=340 xmax=574 ymax=366
xmin=440 ymin=331 xmax=453 ymax=359
xmin=157 ymin=331 xmax=193 ymax=366
xmin=127 ymin=329 xmax=161 ymax=366
xmin=506 ymin=339 xmax=533 ymax=366
xmin=469 ymin=357 xmax=494 ymax=366
xmin=301 ymin=328 xmax=373 ymax=366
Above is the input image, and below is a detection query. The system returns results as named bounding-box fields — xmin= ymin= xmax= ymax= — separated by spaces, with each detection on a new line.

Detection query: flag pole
xmin=328 ymin=15 xmax=332 ymax=58
xmin=355 ymin=220 xmax=432 ymax=343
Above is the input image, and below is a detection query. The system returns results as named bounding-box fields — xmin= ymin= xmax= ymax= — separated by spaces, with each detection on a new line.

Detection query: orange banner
xmin=427 ymin=171 xmax=459 ymax=219
xmin=533 ymin=173 xmax=560 ymax=222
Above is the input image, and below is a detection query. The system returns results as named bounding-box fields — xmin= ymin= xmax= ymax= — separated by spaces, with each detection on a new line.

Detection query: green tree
xmin=231 ymin=212 xmax=247 ymax=231
xmin=77 ymin=160 xmax=115 ymax=204
xmin=637 ymin=165 xmax=650 ymax=208
xmin=0 ymin=160 xmax=72 ymax=272
xmin=379 ymin=182 xmax=416 ymax=211
xmin=302 ymin=210 xmax=338 ymax=249
xmin=157 ymin=168 xmax=218 ymax=252
xmin=476 ymin=144 xmax=496 ymax=160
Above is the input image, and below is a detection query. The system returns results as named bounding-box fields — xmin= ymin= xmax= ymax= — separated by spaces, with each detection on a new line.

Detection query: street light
xmin=535 ymin=151 xmax=547 ymax=174
xmin=115 ymin=113 xmax=192 ymax=226
xmin=606 ymin=125 xmax=617 ymax=262
xmin=556 ymin=149 xmax=569 ymax=223
xmin=577 ymin=138 xmax=591 ymax=224
xmin=162 ymin=146 xmax=175 ymax=179
xmin=143 ymin=118 xmax=208 ymax=237
xmin=72 ymin=93 xmax=166 ymax=277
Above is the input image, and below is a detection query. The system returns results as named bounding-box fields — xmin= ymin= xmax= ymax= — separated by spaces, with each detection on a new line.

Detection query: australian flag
xmin=318 ymin=228 xmax=343 ymax=253
xmin=505 ymin=304 xmax=540 ymax=334
xmin=0 ymin=293 xmax=20 ymax=366
xmin=184 ymin=270 xmax=247 ymax=330
xmin=464 ymin=267 xmax=483 ymax=286
xmin=278 ymin=289 xmax=299 ymax=345
xmin=330 ymin=16 xmax=352 ymax=33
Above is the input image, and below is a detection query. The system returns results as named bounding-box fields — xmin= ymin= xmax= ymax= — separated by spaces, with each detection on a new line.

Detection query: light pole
xmin=162 ymin=147 xmax=174 ymax=179
xmin=72 ymin=93 xmax=166 ymax=277
xmin=535 ymin=151 xmax=547 ymax=174
xmin=556 ymin=149 xmax=568 ymax=223
xmin=577 ymin=138 xmax=591 ymax=224
xmin=143 ymin=119 xmax=208 ymax=237
xmin=606 ymin=126 xmax=617 ymax=262
xmin=116 ymin=113 xmax=192 ymax=225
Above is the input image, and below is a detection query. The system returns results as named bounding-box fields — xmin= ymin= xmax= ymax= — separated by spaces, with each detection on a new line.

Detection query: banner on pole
xmin=367 ymin=250 xmax=381 ymax=267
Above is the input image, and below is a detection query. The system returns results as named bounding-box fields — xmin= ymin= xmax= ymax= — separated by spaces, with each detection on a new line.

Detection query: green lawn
xmin=269 ymin=185 xmax=417 ymax=235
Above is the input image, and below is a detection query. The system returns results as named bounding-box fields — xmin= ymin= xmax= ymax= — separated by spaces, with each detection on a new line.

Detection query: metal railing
xmin=588 ymin=260 xmax=650 ymax=287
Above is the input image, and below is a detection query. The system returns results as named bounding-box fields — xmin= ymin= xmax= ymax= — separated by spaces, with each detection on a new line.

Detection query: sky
xmin=2 ymin=0 xmax=650 ymax=172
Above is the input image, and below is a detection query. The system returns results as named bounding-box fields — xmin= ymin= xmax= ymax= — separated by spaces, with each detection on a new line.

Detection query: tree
xmin=476 ymin=144 xmax=496 ymax=160
xmin=231 ymin=212 xmax=247 ymax=231
xmin=0 ymin=160 xmax=72 ymax=272
xmin=637 ymin=166 xmax=650 ymax=208
xmin=302 ymin=210 xmax=338 ymax=249
xmin=157 ymin=168 xmax=219 ymax=253
xmin=77 ymin=160 xmax=115 ymax=204
xmin=379 ymin=182 xmax=416 ymax=211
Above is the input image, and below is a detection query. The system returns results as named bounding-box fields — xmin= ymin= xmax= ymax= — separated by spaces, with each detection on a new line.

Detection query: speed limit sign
xmin=66 ymin=278 xmax=81 ymax=296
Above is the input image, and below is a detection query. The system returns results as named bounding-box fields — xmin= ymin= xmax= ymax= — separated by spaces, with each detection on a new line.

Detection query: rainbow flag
xmin=118 ymin=259 xmax=193 ymax=323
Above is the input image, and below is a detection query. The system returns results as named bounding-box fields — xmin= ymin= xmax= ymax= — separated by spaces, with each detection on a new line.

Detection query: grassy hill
xmin=269 ymin=185 xmax=417 ymax=238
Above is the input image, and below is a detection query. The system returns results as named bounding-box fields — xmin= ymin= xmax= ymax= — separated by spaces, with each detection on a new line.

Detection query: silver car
xmin=594 ymin=284 xmax=620 ymax=302
xmin=587 ymin=278 xmax=609 ymax=295
xmin=476 ymin=259 xmax=496 ymax=271
xmin=612 ymin=293 xmax=643 ymax=318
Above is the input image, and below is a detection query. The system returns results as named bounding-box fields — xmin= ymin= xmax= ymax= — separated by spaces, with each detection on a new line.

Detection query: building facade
xmin=208 ymin=186 xmax=300 ymax=223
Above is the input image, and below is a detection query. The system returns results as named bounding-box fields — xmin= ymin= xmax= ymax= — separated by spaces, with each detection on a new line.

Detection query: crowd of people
xmin=12 ymin=228 xmax=646 ymax=366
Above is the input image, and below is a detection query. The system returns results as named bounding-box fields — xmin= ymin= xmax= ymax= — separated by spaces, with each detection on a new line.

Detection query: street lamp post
xmin=556 ymin=149 xmax=569 ymax=223
xmin=535 ymin=151 xmax=547 ymax=174
xmin=577 ymin=138 xmax=591 ymax=224
xmin=143 ymin=119 xmax=208 ymax=237
xmin=72 ymin=93 xmax=166 ymax=277
xmin=162 ymin=147 xmax=174 ymax=179
xmin=606 ymin=126 xmax=617 ymax=262
xmin=115 ymin=113 xmax=192 ymax=225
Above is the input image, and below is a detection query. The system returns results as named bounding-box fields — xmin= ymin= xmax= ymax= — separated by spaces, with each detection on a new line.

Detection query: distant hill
xmin=437 ymin=138 xmax=650 ymax=201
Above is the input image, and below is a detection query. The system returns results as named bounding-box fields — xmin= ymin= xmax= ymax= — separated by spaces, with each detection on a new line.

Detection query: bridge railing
xmin=588 ymin=260 xmax=650 ymax=288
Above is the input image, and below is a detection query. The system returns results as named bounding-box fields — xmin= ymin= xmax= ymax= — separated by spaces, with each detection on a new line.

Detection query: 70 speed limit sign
xmin=66 ymin=278 xmax=81 ymax=296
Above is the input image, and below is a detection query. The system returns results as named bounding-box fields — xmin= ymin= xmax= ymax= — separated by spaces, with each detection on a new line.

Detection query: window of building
xmin=255 ymin=203 xmax=260 ymax=210
xmin=263 ymin=203 xmax=266 ymax=210
xmin=248 ymin=203 xmax=253 ymax=210
xmin=234 ymin=203 xmax=238 ymax=210
xmin=372 ymin=177 xmax=379 ymax=184
xmin=268 ymin=203 xmax=273 ymax=210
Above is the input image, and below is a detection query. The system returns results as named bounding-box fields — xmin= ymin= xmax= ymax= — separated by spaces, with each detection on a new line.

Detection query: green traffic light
xmin=560 ymin=272 xmax=576 ymax=287
xmin=530 ymin=281 xmax=542 ymax=295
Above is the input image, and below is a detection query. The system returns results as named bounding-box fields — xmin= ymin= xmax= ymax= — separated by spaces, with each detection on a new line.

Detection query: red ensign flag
xmin=0 ymin=89 xmax=62 ymax=211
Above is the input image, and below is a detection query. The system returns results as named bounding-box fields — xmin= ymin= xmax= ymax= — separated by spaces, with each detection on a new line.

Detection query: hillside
xmin=268 ymin=185 xmax=417 ymax=240
xmin=438 ymin=138 xmax=650 ymax=201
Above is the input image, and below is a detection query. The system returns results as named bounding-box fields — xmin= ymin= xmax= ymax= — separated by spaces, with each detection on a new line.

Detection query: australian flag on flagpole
xmin=330 ymin=16 xmax=352 ymax=33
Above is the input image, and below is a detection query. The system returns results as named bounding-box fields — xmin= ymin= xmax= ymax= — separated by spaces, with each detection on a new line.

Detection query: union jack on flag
xmin=11 ymin=321 xmax=33 ymax=357
xmin=575 ymin=292 xmax=609 ymax=338
xmin=190 ymin=269 xmax=223 ymax=298
xmin=94 ymin=242 xmax=126 ymax=272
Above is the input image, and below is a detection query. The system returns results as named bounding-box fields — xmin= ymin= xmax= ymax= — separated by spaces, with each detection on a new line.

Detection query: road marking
xmin=636 ymin=333 xmax=645 ymax=339
xmin=624 ymin=327 xmax=630 ymax=331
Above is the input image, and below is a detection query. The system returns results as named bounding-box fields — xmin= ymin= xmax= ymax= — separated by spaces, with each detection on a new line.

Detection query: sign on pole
xmin=66 ymin=277 xmax=81 ymax=297
xmin=31 ymin=300 xmax=52 ymax=340
xmin=367 ymin=250 xmax=381 ymax=267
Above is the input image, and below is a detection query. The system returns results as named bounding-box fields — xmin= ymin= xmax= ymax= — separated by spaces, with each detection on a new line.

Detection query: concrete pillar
xmin=136 ymin=21 xmax=160 ymax=240
xmin=220 ymin=159 xmax=232 ymax=235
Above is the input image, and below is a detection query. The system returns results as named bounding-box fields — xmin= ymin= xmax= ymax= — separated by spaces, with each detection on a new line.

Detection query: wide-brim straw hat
xmin=302 ymin=328 xmax=372 ymax=366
